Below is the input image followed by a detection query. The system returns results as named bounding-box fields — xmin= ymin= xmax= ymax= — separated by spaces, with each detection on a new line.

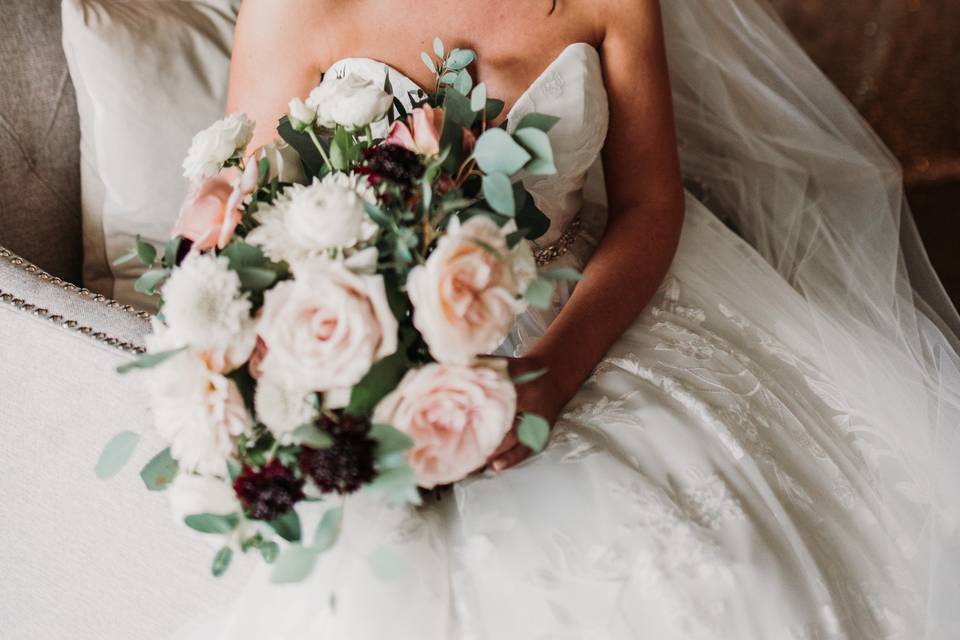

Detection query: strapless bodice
xmin=327 ymin=42 xmax=610 ymax=256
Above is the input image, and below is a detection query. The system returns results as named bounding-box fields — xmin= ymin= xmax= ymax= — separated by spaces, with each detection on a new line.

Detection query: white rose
xmin=307 ymin=72 xmax=393 ymax=130
xmin=287 ymin=97 xmax=316 ymax=131
xmin=167 ymin=474 xmax=244 ymax=546
xmin=255 ymin=375 xmax=318 ymax=443
xmin=407 ymin=216 xmax=527 ymax=364
xmin=143 ymin=337 xmax=252 ymax=476
xmin=159 ymin=253 xmax=257 ymax=373
xmin=257 ymin=260 xmax=399 ymax=391
xmin=256 ymin=140 xmax=306 ymax=185
xmin=246 ymin=173 xmax=378 ymax=266
xmin=182 ymin=112 xmax=255 ymax=182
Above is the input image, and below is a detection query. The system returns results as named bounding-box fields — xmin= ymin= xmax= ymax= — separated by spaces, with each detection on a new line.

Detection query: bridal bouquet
xmin=96 ymin=40 xmax=577 ymax=582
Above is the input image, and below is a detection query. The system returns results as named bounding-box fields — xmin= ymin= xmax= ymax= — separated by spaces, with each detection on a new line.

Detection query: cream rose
xmin=182 ymin=112 xmax=255 ymax=182
xmin=307 ymin=72 xmax=393 ymax=130
xmin=407 ymin=216 xmax=529 ymax=364
xmin=373 ymin=359 xmax=517 ymax=489
xmin=257 ymin=261 xmax=399 ymax=391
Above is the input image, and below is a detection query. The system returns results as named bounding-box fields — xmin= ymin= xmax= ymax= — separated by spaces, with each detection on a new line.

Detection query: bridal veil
xmin=662 ymin=2 xmax=960 ymax=636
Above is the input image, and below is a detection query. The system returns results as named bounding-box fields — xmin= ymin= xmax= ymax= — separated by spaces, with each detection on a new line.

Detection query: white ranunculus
xmin=246 ymin=173 xmax=378 ymax=266
xmin=144 ymin=330 xmax=252 ymax=476
xmin=307 ymin=72 xmax=393 ymax=130
xmin=257 ymin=260 xmax=398 ymax=391
xmin=256 ymin=140 xmax=306 ymax=185
xmin=182 ymin=112 xmax=255 ymax=182
xmin=255 ymin=375 xmax=318 ymax=444
xmin=287 ymin=97 xmax=316 ymax=131
xmin=159 ymin=253 xmax=256 ymax=373
xmin=407 ymin=216 xmax=528 ymax=364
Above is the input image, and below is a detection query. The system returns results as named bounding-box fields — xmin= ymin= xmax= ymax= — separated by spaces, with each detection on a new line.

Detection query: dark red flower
xmin=233 ymin=459 xmax=305 ymax=520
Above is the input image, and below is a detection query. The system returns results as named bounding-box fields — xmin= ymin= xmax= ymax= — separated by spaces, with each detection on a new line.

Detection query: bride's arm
xmin=226 ymin=0 xmax=336 ymax=149
xmin=492 ymin=0 xmax=684 ymax=469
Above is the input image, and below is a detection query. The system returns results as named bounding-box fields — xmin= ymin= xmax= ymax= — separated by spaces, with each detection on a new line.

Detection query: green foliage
xmin=513 ymin=113 xmax=560 ymax=133
xmin=517 ymin=413 xmax=551 ymax=452
xmin=482 ymin=173 xmax=515 ymax=216
xmin=277 ymin=116 xmax=327 ymax=177
xmin=267 ymin=509 xmax=302 ymax=542
xmin=512 ymin=368 xmax=548 ymax=385
xmin=270 ymin=544 xmax=320 ymax=584
xmin=524 ymin=277 xmax=555 ymax=310
xmin=116 ymin=347 xmax=187 ymax=375
xmin=514 ymin=127 xmax=557 ymax=176
xmin=133 ymin=269 xmax=169 ymax=295
xmin=541 ymin=267 xmax=584 ymax=282
xmin=185 ymin=513 xmax=240 ymax=535
xmin=312 ymin=506 xmax=343 ymax=552
xmin=474 ymin=129 xmax=531 ymax=175
xmin=212 ymin=546 xmax=233 ymax=577
xmin=139 ymin=447 xmax=178 ymax=491
xmin=293 ymin=423 xmax=333 ymax=449
xmin=95 ymin=431 xmax=141 ymax=479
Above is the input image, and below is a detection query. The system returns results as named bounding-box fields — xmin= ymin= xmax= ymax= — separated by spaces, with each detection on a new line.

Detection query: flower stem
xmin=307 ymin=127 xmax=333 ymax=172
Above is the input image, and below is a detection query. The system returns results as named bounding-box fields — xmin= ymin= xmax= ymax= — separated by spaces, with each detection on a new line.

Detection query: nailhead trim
xmin=0 ymin=248 xmax=148 ymax=354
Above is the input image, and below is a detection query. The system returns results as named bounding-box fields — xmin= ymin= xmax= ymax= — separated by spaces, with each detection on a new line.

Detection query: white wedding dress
xmin=179 ymin=3 xmax=960 ymax=639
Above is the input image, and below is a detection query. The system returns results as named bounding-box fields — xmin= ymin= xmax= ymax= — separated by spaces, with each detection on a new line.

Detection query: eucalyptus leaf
xmin=139 ymin=447 xmax=178 ymax=491
xmin=116 ymin=347 xmax=187 ymax=374
xmin=163 ymin=237 xmax=183 ymax=269
xmin=212 ymin=546 xmax=233 ymax=577
xmin=541 ymin=267 xmax=584 ymax=282
xmin=454 ymin=70 xmax=473 ymax=95
xmin=293 ymin=423 xmax=333 ymax=449
xmin=516 ymin=196 xmax=551 ymax=240
xmin=136 ymin=238 xmax=157 ymax=266
xmin=133 ymin=269 xmax=169 ymax=295
xmin=524 ymin=277 xmax=555 ymax=310
xmin=184 ymin=513 xmax=240 ymax=535
xmin=473 ymin=129 xmax=531 ymax=175
xmin=481 ymin=173 xmax=515 ymax=216
xmin=514 ymin=127 xmax=557 ymax=175
xmin=366 ymin=463 xmax=422 ymax=506
xmin=512 ymin=368 xmax=549 ymax=385
xmin=420 ymin=51 xmax=436 ymax=74
xmin=221 ymin=241 xmax=266 ymax=270
xmin=112 ymin=247 xmax=138 ymax=267
xmin=439 ymin=71 xmax=458 ymax=84
xmin=445 ymin=48 xmax=476 ymax=71
xmin=236 ymin=266 xmax=277 ymax=291
xmin=433 ymin=37 xmax=445 ymax=58
xmin=226 ymin=458 xmax=242 ymax=481
xmin=470 ymin=83 xmax=487 ymax=112
xmin=517 ymin=412 xmax=551 ymax=452
xmin=277 ymin=116 xmax=327 ymax=177
xmin=485 ymin=99 xmax=506 ymax=122
xmin=267 ymin=509 xmax=302 ymax=542
xmin=95 ymin=431 xmax=140 ymax=479
xmin=346 ymin=345 xmax=410 ymax=417
xmin=271 ymin=544 xmax=319 ymax=584
xmin=369 ymin=423 xmax=414 ymax=458
xmin=442 ymin=88 xmax=475 ymax=128
xmin=260 ymin=540 xmax=280 ymax=563
xmin=312 ymin=506 xmax=343 ymax=552
xmin=363 ymin=202 xmax=392 ymax=228
xmin=513 ymin=112 xmax=560 ymax=133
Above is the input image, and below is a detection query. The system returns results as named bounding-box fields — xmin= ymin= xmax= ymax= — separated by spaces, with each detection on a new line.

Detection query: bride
xmin=181 ymin=0 xmax=960 ymax=637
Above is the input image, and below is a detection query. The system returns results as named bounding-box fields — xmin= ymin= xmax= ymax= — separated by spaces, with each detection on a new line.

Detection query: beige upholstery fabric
xmin=62 ymin=0 xmax=240 ymax=308
xmin=0 ymin=0 xmax=82 ymax=282
xmin=0 ymin=301 xmax=249 ymax=640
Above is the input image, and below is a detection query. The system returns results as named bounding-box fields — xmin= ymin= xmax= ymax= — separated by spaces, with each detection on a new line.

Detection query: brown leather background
xmin=770 ymin=0 xmax=960 ymax=303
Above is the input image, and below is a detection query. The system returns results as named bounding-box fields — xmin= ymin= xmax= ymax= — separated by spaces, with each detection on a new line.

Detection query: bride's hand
xmin=487 ymin=356 xmax=566 ymax=472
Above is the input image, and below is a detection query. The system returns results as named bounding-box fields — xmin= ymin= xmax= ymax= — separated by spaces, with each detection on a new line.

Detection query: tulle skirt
xmin=179 ymin=195 xmax=929 ymax=639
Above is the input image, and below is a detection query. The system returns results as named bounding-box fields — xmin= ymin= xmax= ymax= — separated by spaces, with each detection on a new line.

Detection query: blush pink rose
xmin=256 ymin=260 xmax=399 ymax=391
xmin=373 ymin=359 xmax=517 ymax=488
xmin=172 ymin=161 xmax=258 ymax=251
xmin=406 ymin=216 xmax=529 ymax=364
xmin=385 ymin=104 xmax=443 ymax=156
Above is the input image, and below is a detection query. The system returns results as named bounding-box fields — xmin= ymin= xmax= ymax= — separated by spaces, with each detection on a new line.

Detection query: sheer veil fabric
xmin=662 ymin=1 xmax=960 ymax=635
xmin=176 ymin=1 xmax=960 ymax=637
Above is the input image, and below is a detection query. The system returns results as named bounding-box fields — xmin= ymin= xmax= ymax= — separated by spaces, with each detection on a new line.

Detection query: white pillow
xmin=62 ymin=0 xmax=240 ymax=308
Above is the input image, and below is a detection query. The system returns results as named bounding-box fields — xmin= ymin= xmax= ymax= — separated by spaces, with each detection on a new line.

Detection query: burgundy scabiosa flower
xmin=233 ymin=459 xmax=305 ymax=520
xmin=359 ymin=144 xmax=425 ymax=190
xmin=299 ymin=414 xmax=376 ymax=495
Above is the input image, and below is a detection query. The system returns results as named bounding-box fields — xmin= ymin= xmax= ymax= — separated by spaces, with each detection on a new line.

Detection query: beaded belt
xmin=532 ymin=213 xmax=582 ymax=267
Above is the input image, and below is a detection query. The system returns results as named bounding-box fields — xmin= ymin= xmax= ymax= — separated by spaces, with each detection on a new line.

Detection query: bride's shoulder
xmin=233 ymin=0 xmax=349 ymax=66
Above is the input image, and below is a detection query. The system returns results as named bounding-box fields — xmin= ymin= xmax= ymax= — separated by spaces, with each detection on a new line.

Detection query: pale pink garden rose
xmin=407 ymin=216 xmax=530 ymax=364
xmin=256 ymin=260 xmax=399 ymax=391
xmin=172 ymin=160 xmax=257 ymax=251
xmin=385 ymin=104 xmax=443 ymax=156
xmin=373 ymin=359 xmax=517 ymax=489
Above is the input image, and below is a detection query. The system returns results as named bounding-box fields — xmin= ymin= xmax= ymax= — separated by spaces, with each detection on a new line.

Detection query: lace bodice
xmin=328 ymin=42 xmax=610 ymax=251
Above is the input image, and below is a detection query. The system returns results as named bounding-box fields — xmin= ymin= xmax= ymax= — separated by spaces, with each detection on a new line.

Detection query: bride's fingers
xmin=488 ymin=430 xmax=518 ymax=461
xmin=491 ymin=444 xmax=530 ymax=472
